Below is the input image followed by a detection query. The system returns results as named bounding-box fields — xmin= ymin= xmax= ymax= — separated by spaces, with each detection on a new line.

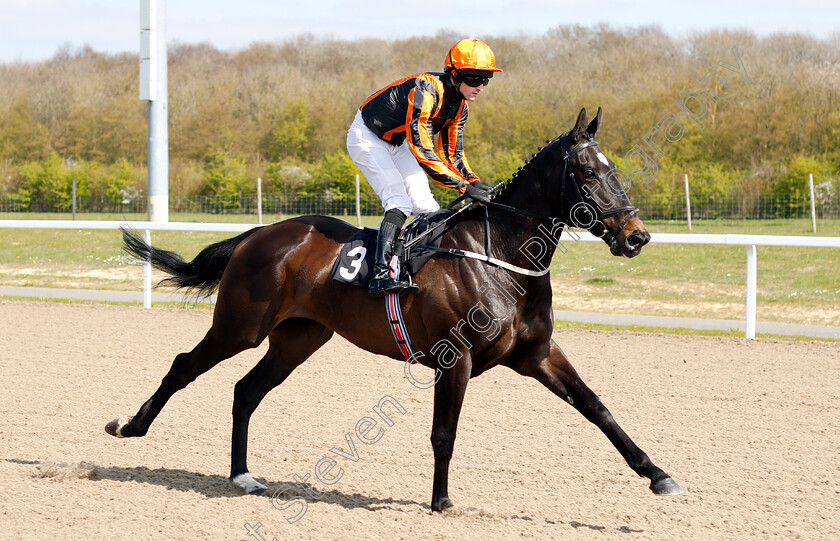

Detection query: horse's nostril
xmin=625 ymin=232 xmax=648 ymax=251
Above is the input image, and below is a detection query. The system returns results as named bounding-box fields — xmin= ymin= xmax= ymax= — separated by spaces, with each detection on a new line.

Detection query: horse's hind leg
xmin=516 ymin=340 xmax=683 ymax=496
xmin=229 ymin=318 xmax=333 ymax=495
xmin=105 ymin=316 xmax=262 ymax=439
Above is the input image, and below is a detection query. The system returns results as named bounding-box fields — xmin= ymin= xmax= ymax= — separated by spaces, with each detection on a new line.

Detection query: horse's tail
xmin=121 ymin=227 xmax=260 ymax=297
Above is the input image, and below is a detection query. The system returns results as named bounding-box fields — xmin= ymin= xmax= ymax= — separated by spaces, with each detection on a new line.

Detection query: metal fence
xmin=0 ymin=192 xmax=387 ymax=216
xmin=0 ymin=192 xmax=837 ymax=221
xmin=634 ymin=194 xmax=839 ymax=220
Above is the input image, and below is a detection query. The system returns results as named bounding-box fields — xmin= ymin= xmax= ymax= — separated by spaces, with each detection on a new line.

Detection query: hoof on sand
xmin=231 ymin=473 xmax=268 ymax=495
xmin=651 ymin=476 xmax=684 ymax=496
xmin=105 ymin=418 xmax=126 ymax=438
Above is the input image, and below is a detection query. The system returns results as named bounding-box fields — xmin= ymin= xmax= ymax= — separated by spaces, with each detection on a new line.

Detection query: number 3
xmin=339 ymin=246 xmax=367 ymax=280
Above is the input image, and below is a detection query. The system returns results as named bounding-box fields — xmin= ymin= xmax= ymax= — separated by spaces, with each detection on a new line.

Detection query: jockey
xmin=346 ymin=38 xmax=502 ymax=297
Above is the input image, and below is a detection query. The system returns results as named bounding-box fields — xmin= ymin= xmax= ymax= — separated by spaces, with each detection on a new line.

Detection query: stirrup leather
xmin=369 ymin=222 xmax=418 ymax=298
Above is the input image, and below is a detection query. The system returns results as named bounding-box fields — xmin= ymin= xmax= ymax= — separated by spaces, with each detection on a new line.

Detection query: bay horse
xmin=106 ymin=107 xmax=683 ymax=512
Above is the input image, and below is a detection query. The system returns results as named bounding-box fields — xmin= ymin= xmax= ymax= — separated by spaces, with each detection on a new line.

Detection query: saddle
xmin=330 ymin=210 xmax=452 ymax=287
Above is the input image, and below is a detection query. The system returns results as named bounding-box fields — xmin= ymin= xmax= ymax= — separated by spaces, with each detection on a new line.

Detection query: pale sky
xmin=0 ymin=0 xmax=838 ymax=63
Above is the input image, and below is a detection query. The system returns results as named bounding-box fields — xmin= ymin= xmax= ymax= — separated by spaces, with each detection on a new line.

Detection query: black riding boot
xmin=369 ymin=220 xmax=418 ymax=297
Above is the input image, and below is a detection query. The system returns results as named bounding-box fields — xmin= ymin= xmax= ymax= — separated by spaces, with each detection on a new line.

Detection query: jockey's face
xmin=458 ymin=80 xmax=484 ymax=101
xmin=452 ymin=70 xmax=491 ymax=101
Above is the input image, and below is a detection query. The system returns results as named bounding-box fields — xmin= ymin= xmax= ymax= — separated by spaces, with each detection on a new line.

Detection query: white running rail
xmin=1 ymin=220 xmax=839 ymax=339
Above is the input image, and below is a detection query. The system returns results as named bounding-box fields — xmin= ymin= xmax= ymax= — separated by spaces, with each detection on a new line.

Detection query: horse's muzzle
xmin=622 ymin=228 xmax=650 ymax=257
xmin=607 ymin=213 xmax=650 ymax=258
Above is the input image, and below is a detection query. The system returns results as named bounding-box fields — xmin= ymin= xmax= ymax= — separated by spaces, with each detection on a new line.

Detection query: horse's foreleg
xmin=430 ymin=358 xmax=472 ymax=512
xmin=230 ymin=319 xmax=333 ymax=495
xmin=105 ymin=325 xmax=253 ymax=439
xmin=519 ymin=340 xmax=682 ymax=495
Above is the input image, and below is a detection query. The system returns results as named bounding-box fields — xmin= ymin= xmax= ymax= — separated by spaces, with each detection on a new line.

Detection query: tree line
xmin=0 ymin=26 xmax=838 ymax=211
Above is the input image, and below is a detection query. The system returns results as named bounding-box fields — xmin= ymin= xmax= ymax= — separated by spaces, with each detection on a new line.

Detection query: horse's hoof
xmin=432 ymin=497 xmax=454 ymax=512
xmin=105 ymin=418 xmax=126 ymax=438
xmin=650 ymin=476 xmax=684 ymax=496
xmin=231 ymin=473 xmax=268 ymax=495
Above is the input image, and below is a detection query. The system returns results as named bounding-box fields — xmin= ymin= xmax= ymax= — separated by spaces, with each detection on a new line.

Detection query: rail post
xmin=355 ymin=174 xmax=362 ymax=227
xmin=809 ymin=173 xmax=817 ymax=233
xmin=684 ymin=174 xmax=692 ymax=231
xmin=72 ymin=178 xmax=77 ymax=220
xmin=745 ymin=244 xmax=757 ymax=339
xmin=257 ymin=177 xmax=263 ymax=225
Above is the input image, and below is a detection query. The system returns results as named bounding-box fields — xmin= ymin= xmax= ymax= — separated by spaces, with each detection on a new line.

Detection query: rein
xmin=402 ymin=132 xmax=638 ymax=274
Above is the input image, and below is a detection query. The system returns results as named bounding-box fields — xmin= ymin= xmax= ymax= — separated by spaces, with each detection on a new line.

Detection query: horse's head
xmin=556 ymin=107 xmax=651 ymax=258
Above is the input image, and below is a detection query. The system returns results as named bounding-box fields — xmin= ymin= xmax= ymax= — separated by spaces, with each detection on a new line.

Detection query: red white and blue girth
xmin=385 ymin=228 xmax=417 ymax=363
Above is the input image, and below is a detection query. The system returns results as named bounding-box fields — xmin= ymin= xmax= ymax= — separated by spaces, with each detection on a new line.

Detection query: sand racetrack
xmin=1 ymin=300 xmax=838 ymax=540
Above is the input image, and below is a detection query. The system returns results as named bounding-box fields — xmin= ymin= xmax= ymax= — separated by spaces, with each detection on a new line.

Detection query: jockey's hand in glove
xmin=464 ymin=181 xmax=492 ymax=203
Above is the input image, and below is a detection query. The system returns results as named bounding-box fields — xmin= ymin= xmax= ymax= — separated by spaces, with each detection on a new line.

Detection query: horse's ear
xmin=571 ymin=107 xmax=588 ymax=138
xmin=587 ymin=106 xmax=603 ymax=137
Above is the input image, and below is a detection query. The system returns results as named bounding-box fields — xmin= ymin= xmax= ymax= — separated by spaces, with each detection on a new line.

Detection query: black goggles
xmin=460 ymin=74 xmax=490 ymax=87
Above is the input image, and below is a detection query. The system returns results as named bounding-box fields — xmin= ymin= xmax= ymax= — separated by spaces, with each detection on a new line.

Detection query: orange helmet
xmin=445 ymin=39 xmax=502 ymax=73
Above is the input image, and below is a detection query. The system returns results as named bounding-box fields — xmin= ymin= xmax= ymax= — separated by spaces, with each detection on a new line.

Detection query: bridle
xmin=557 ymin=132 xmax=638 ymax=236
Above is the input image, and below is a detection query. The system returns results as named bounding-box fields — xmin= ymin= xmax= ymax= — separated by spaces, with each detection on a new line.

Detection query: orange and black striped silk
xmin=360 ymin=72 xmax=480 ymax=192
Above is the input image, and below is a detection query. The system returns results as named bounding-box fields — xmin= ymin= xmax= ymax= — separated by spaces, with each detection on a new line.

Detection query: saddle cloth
xmin=330 ymin=210 xmax=451 ymax=287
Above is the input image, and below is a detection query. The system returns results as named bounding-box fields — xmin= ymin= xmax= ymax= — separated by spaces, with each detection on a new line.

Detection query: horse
xmin=106 ymin=107 xmax=683 ymax=513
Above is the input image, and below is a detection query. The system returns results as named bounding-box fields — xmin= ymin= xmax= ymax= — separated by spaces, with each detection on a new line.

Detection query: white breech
xmin=346 ymin=110 xmax=440 ymax=217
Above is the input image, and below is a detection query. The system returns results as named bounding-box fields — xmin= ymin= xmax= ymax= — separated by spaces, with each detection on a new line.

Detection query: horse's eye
xmin=584 ymin=169 xmax=596 ymax=178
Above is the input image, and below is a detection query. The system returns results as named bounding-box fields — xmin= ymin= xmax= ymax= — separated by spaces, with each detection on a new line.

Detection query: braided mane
xmin=489 ymin=136 xmax=562 ymax=197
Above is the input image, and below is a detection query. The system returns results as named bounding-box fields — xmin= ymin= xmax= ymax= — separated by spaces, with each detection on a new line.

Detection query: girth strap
xmin=386 ymin=291 xmax=417 ymax=362
xmin=386 ymin=227 xmax=418 ymax=363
